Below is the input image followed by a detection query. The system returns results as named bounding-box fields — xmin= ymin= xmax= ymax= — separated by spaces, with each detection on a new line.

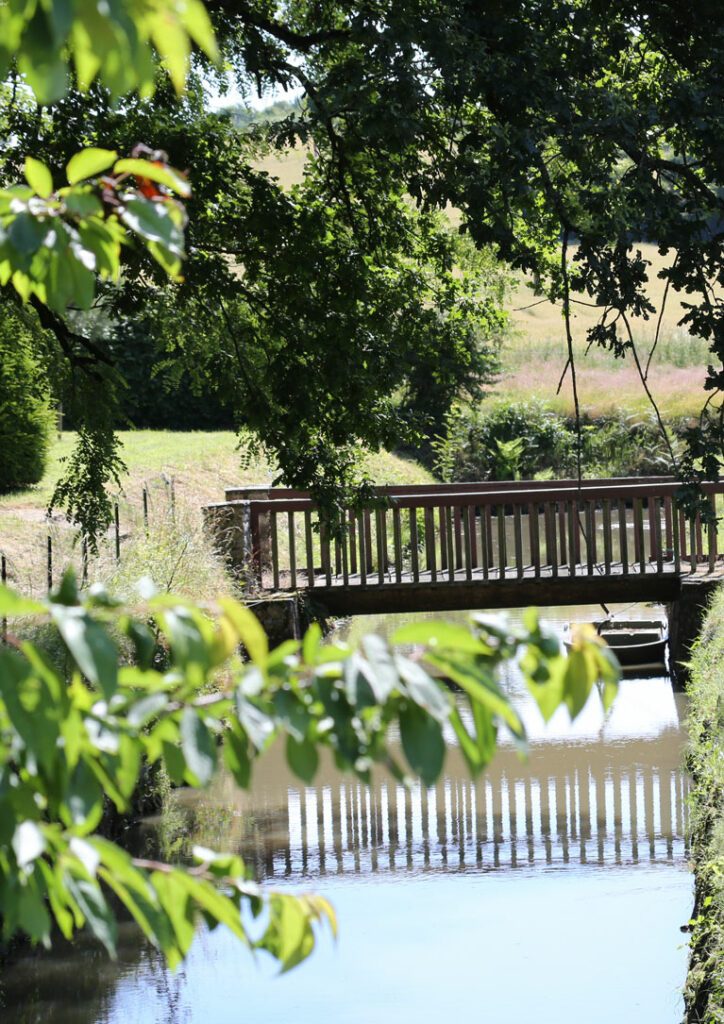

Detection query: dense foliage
xmin=434 ymin=400 xmax=682 ymax=482
xmin=0 ymin=573 xmax=618 ymax=965
xmin=13 ymin=1 xmax=724 ymax=533
xmin=0 ymin=310 xmax=51 ymax=492
xmin=681 ymin=590 xmax=724 ymax=1022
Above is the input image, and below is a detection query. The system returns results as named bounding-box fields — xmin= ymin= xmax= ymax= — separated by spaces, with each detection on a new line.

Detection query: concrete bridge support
xmin=668 ymin=578 xmax=722 ymax=685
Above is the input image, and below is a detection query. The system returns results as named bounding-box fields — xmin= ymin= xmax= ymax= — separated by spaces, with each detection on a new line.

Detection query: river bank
xmin=683 ymin=588 xmax=724 ymax=1022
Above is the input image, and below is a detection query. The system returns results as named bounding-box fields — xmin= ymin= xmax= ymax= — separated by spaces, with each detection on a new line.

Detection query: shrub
xmin=433 ymin=400 xmax=681 ymax=482
xmin=0 ymin=314 xmax=52 ymax=492
xmin=433 ymin=399 xmax=575 ymax=481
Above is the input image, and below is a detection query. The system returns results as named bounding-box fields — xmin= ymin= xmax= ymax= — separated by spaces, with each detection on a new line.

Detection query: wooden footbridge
xmin=204 ymin=477 xmax=724 ymax=616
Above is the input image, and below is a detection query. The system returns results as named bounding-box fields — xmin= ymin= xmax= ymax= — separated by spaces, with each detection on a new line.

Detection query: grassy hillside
xmin=0 ymin=431 xmax=434 ymax=598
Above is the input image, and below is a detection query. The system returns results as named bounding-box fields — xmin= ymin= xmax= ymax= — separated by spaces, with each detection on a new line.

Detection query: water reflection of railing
xmin=237 ymin=748 xmax=689 ymax=881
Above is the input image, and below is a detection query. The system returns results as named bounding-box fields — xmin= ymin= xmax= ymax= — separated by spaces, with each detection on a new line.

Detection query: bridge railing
xmin=206 ymin=479 xmax=724 ymax=592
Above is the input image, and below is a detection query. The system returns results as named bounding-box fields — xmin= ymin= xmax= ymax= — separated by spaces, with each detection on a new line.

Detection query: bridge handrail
xmin=230 ymin=479 xmax=724 ymax=515
xmin=224 ymin=475 xmax=678 ymax=502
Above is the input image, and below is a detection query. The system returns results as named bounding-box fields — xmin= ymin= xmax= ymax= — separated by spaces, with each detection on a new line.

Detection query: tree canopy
xmin=2 ymin=1 xmax=724 ymax=528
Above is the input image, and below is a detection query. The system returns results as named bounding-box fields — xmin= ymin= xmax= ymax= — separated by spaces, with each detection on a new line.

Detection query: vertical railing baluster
xmin=585 ymin=502 xmax=594 ymax=575
xmin=573 ymin=503 xmax=582 ymax=566
xmin=549 ymin=503 xmax=558 ymax=578
xmin=497 ymin=506 xmax=507 ymax=580
xmin=271 ymin=510 xmax=280 ymax=590
xmin=349 ymin=511 xmax=358 ymax=576
xmin=288 ymin=511 xmax=297 ymax=590
xmin=376 ymin=507 xmax=386 ymax=585
xmin=672 ymin=503 xmax=681 ymax=574
xmin=664 ymin=496 xmax=674 ymax=558
xmin=654 ymin=497 xmax=663 ymax=574
xmin=425 ymin=508 xmax=436 ymax=582
xmin=410 ymin=508 xmax=420 ymax=582
xmin=603 ymin=499 xmax=612 ymax=574
xmin=679 ymin=507 xmax=688 ymax=561
xmin=439 ymin=507 xmax=448 ymax=571
xmin=567 ymin=502 xmax=577 ymax=577
xmin=364 ymin=511 xmax=373 ymax=575
xmin=648 ymin=497 xmax=658 ymax=566
xmin=463 ymin=504 xmax=473 ymax=581
xmin=334 ymin=533 xmax=342 ymax=579
xmin=453 ymin=507 xmax=463 ymax=570
xmin=446 ymin=506 xmax=455 ymax=582
xmin=558 ymin=503 xmax=567 ymax=566
xmin=480 ymin=507 xmax=489 ymax=580
xmin=359 ymin=512 xmax=368 ymax=587
xmin=393 ymin=506 xmax=403 ymax=583
xmin=250 ymin=507 xmax=263 ymax=588
xmin=690 ymin=516 xmax=697 ymax=575
xmin=696 ymin=513 xmax=704 ymax=565
xmin=709 ymin=493 xmax=718 ymax=573
xmin=321 ymin=519 xmax=332 ymax=587
xmin=634 ymin=498 xmax=646 ymax=574
xmin=469 ymin=505 xmax=479 ymax=568
xmin=304 ymin=510 xmax=315 ymax=588
xmin=618 ymin=500 xmax=629 ymax=573
xmin=341 ymin=522 xmax=349 ymax=585
xmin=530 ymin=502 xmax=540 ymax=578
xmin=514 ymin=504 xmax=523 ymax=579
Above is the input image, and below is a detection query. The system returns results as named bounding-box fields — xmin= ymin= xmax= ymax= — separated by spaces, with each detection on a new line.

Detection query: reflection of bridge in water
xmin=191 ymin=730 xmax=689 ymax=882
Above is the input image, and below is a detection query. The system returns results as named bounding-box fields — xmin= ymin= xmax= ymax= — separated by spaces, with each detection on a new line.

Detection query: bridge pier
xmin=667 ymin=578 xmax=721 ymax=686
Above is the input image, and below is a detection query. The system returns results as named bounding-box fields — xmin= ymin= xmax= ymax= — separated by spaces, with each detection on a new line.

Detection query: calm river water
xmin=0 ymin=604 xmax=692 ymax=1024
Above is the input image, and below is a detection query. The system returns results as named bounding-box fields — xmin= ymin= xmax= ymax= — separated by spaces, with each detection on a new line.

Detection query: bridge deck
xmin=269 ymin=561 xmax=724 ymax=615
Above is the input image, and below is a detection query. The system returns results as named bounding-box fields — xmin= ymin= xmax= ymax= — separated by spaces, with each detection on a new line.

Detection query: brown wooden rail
xmin=205 ymin=478 xmax=724 ymax=604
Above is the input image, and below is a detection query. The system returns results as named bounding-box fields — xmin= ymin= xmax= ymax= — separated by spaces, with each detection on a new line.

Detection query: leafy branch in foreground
xmin=0 ymin=572 xmax=619 ymax=971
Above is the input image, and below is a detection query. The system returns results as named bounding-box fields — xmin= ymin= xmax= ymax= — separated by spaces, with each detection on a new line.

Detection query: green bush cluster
xmin=0 ymin=312 xmax=52 ymax=492
xmin=433 ymin=399 xmax=681 ymax=481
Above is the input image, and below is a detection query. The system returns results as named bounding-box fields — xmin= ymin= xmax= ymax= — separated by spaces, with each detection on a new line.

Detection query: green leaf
xmin=113 ymin=158 xmax=190 ymax=197
xmin=359 ymin=634 xmax=399 ymax=702
xmin=24 ymin=157 xmax=53 ymax=198
xmin=0 ymin=585 xmax=45 ymax=617
xmin=302 ymin=622 xmax=322 ymax=665
xmin=12 ymin=822 xmax=46 ymax=869
xmin=66 ymin=148 xmax=117 ymax=185
xmin=399 ymin=704 xmax=444 ymax=787
xmin=392 ymin=621 xmax=488 ymax=654
xmin=63 ymin=760 xmax=104 ymax=832
xmin=395 ymin=655 xmax=450 ymax=722
xmin=563 ymin=649 xmax=593 ymax=718
xmin=180 ymin=707 xmax=216 ymax=786
xmin=18 ymin=883 xmax=52 ymax=944
xmin=223 ymin=728 xmax=251 ymax=788
xmin=50 ymin=605 xmax=118 ymax=698
xmin=286 ymin=735 xmax=319 ymax=783
xmin=219 ymin=599 xmax=268 ymax=664
xmin=65 ymin=875 xmax=117 ymax=957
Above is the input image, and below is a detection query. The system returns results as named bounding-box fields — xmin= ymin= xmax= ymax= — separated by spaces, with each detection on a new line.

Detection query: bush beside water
xmin=683 ymin=590 xmax=724 ymax=1023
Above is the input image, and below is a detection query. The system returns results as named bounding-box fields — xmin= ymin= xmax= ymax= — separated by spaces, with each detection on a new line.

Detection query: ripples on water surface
xmin=1 ymin=605 xmax=693 ymax=1024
